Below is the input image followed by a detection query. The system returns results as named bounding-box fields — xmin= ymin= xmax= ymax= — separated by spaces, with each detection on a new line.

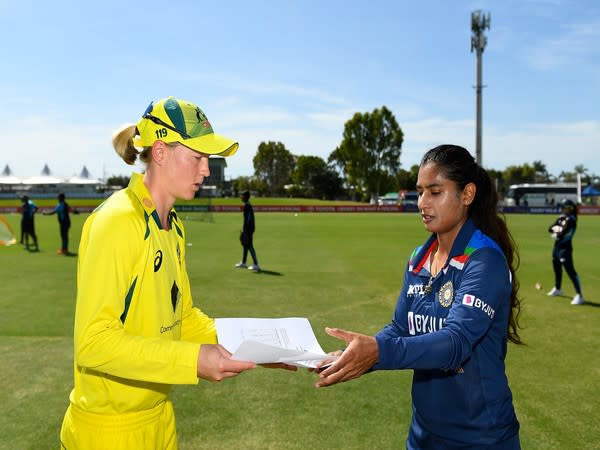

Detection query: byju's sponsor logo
xmin=407 ymin=311 xmax=446 ymax=336
xmin=462 ymin=294 xmax=495 ymax=318
xmin=462 ymin=294 xmax=475 ymax=306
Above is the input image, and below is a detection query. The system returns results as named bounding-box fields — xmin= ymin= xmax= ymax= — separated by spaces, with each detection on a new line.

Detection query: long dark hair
xmin=421 ymin=144 xmax=523 ymax=345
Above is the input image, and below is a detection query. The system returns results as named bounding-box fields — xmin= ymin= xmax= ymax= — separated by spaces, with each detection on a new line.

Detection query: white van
xmin=400 ymin=191 xmax=418 ymax=206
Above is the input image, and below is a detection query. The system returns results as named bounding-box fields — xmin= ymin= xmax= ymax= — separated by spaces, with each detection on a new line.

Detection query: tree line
xmin=107 ymin=106 xmax=599 ymax=201
xmin=233 ymin=106 xmax=404 ymax=202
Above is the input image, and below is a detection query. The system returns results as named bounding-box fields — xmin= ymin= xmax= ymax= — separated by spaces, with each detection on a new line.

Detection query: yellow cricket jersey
xmin=69 ymin=172 xmax=216 ymax=414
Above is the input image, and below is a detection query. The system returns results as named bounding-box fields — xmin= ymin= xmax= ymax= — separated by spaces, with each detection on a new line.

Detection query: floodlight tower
xmin=471 ymin=10 xmax=490 ymax=166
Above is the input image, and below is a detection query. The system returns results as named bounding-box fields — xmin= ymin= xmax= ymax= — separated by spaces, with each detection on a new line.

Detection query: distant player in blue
xmin=547 ymin=199 xmax=584 ymax=305
xmin=44 ymin=192 xmax=72 ymax=255
xmin=235 ymin=190 xmax=260 ymax=271
xmin=20 ymin=195 xmax=39 ymax=251
xmin=316 ymin=145 xmax=522 ymax=449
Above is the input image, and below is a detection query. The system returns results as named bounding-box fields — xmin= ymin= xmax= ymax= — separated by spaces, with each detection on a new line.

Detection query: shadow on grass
xmin=551 ymin=295 xmax=599 ymax=308
xmin=253 ymin=269 xmax=283 ymax=276
xmin=21 ymin=248 xmax=78 ymax=257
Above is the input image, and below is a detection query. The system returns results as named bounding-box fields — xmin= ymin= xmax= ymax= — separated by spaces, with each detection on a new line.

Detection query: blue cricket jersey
xmin=373 ymin=219 xmax=520 ymax=449
xmin=548 ymin=212 xmax=577 ymax=251
xmin=243 ymin=201 xmax=255 ymax=233
xmin=54 ymin=200 xmax=71 ymax=227
xmin=22 ymin=200 xmax=37 ymax=220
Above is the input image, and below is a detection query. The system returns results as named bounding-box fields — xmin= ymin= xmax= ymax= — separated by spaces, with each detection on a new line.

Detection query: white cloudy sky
xmin=1 ymin=0 xmax=599 ymax=180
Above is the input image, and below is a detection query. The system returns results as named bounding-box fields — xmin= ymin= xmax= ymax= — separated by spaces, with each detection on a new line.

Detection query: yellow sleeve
xmin=74 ymin=203 xmax=199 ymax=385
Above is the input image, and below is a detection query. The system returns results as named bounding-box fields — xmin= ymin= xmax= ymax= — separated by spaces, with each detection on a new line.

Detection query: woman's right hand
xmin=314 ymin=328 xmax=379 ymax=388
xmin=308 ymin=350 xmax=343 ymax=373
xmin=197 ymin=344 xmax=256 ymax=382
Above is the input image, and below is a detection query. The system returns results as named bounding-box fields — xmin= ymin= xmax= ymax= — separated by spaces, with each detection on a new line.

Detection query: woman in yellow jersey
xmin=60 ymin=97 xmax=264 ymax=449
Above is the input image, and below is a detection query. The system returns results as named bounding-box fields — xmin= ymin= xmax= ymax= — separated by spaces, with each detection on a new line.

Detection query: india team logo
xmin=438 ymin=281 xmax=454 ymax=307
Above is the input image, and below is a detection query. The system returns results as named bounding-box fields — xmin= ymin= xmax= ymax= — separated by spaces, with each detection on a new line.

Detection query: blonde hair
xmin=112 ymin=124 xmax=152 ymax=165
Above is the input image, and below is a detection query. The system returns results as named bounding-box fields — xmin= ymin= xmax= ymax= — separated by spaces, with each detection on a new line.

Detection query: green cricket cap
xmin=133 ymin=97 xmax=238 ymax=156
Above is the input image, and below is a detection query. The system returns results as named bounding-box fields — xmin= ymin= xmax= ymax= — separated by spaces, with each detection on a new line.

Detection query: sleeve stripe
xmin=120 ymin=276 xmax=138 ymax=324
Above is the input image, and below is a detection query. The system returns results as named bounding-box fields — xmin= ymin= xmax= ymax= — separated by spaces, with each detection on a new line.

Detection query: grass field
xmin=0 ymin=196 xmax=365 ymax=209
xmin=0 ymin=211 xmax=598 ymax=449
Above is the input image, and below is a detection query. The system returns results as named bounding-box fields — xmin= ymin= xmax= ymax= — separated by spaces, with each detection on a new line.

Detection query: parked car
xmin=400 ymin=191 xmax=418 ymax=206
xmin=378 ymin=192 xmax=399 ymax=205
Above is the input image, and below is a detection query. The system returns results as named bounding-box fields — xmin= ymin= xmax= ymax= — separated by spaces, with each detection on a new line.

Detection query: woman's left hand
xmin=315 ymin=327 xmax=379 ymax=388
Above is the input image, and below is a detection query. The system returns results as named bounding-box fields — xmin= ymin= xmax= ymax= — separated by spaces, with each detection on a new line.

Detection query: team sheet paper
xmin=215 ymin=317 xmax=336 ymax=368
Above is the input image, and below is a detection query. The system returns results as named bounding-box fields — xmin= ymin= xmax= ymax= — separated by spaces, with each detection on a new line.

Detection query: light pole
xmin=471 ymin=10 xmax=490 ymax=166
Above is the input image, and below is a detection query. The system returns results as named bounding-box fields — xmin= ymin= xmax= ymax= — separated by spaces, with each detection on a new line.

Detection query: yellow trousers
xmin=60 ymin=400 xmax=177 ymax=450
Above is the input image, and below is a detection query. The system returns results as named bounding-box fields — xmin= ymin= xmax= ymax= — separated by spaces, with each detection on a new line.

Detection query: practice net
xmin=0 ymin=215 xmax=16 ymax=246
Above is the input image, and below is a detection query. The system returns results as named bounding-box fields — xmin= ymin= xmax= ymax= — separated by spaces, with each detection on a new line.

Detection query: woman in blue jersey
xmin=235 ymin=189 xmax=261 ymax=271
xmin=316 ymin=145 xmax=523 ymax=449
xmin=20 ymin=194 xmax=38 ymax=251
xmin=547 ymin=199 xmax=584 ymax=305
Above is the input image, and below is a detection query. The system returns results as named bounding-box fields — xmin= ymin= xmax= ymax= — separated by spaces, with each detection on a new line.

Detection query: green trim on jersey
xmin=68 ymin=172 xmax=217 ymax=416
xmin=120 ymin=276 xmax=138 ymax=323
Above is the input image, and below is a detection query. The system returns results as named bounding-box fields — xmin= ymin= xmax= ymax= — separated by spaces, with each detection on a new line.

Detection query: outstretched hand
xmin=197 ymin=344 xmax=256 ymax=382
xmin=315 ymin=327 xmax=379 ymax=388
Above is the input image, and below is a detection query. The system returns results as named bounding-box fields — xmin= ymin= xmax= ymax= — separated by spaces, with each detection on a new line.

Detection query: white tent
xmin=67 ymin=165 xmax=101 ymax=185
xmin=0 ymin=164 xmax=21 ymax=185
xmin=22 ymin=164 xmax=64 ymax=184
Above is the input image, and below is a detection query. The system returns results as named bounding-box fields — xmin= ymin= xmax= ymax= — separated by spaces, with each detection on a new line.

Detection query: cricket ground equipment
xmin=0 ymin=215 xmax=16 ymax=246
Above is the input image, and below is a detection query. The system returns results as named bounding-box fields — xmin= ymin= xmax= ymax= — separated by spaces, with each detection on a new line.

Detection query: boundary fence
xmin=1 ymin=204 xmax=599 ymax=215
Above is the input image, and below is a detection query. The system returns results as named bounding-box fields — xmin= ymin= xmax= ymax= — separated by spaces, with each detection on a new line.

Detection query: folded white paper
xmin=215 ymin=317 xmax=337 ymax=368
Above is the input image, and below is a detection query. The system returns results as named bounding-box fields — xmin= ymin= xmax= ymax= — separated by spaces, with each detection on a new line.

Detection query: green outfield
xmin=0 ymin=212 xmax=598 ymax=449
